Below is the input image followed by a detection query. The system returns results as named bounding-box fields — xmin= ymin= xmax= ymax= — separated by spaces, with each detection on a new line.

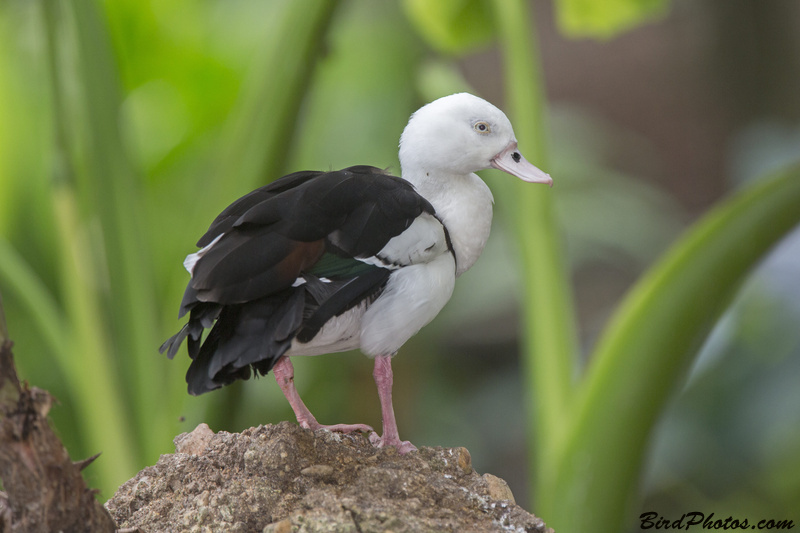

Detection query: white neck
xmin=402 ymin=169 xmax=494 ymax=276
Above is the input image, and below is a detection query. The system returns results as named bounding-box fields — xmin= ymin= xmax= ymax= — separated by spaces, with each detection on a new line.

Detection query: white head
xmin=399 ymin=93 xmax=552 ymax=186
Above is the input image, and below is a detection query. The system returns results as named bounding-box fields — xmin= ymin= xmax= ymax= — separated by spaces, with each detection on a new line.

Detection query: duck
xmin=161 ymin=92 xmax=553 ymax=453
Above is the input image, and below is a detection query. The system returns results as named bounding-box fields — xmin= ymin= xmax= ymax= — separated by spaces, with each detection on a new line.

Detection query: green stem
xmin=53 ymin=185 xmax=139 ymax=491
xmin=63 ymin=0 xmax=168 ymax=465
xmin=491 ymin=0 xmax=579 ymax=488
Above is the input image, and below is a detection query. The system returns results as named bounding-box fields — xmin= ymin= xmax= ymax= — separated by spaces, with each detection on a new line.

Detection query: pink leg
xmin=369 ymin=354 xmax=417 ymax=454
xmin=272 ymin=356 xmax=373 ymax=434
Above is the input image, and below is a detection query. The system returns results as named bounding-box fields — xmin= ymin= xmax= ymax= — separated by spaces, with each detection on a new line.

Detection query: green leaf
xmin=490 ymin=0 xmax=579 ymax=475
xmin=0 ymin=238 xmax=69 ymax=367
xmin=544 ymin=166 xmax=800 ymax=532
xmin=403 ymin=0 xmax=495 ymax=54
xmin=555 ymin=0 xmax=669 ymax=39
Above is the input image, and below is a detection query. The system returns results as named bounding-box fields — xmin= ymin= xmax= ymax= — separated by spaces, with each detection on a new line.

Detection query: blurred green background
xmin=1 ymin=0 xmax=799 ymax=531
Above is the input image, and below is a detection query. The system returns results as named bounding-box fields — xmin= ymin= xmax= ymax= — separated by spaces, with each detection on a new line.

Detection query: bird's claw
xmin=300 ymin=421 xmax=374 ymax=434
xmin=369 ymin=431 xmax=417 ymax=454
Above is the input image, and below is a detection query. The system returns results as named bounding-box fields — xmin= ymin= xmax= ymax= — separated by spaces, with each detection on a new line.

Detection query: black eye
xmin=512 ymin=152 xmax=521 ymax=163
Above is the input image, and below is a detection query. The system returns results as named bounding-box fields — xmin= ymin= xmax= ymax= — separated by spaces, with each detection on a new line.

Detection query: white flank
xmin=360 ymin=253 xmax=456 ymax=356
xmin=287 ymin=253 xmax=457 ymax=358
xmin=369 ymin=213 xmax=449 ymax=268
xmin=286 ymin=303 xmax=367 ymax=356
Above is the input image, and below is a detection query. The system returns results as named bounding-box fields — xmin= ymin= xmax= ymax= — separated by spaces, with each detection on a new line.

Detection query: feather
xmin=164 ymin=165 xmax=446 ymax=391
xmin=185 ymin=289 xmax=305 ymax=395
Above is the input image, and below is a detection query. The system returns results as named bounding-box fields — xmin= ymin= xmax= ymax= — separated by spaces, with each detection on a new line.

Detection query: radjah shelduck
xmin=161 ymin=93 xmax=553 ymax=453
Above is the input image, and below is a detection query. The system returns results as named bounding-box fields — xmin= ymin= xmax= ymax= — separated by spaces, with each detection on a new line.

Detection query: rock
xmin=106 ymin=422 xmax=553 ymax=533
xmin=173 ymin=422 xmax=215 ymax=455
xmin=483 ymin=473 xmax=516 ymax=503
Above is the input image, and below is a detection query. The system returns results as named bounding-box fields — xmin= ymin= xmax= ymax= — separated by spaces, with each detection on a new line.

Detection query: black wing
xmin=160 ymin=165 xmax=437 ymax=394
